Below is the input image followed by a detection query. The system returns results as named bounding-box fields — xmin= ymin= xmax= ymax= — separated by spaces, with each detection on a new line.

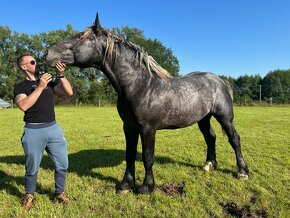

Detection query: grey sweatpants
xmin=21 ymin=121 xmax=68 ymax=194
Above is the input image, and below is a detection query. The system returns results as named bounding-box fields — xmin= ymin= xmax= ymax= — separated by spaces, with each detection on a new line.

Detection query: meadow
xmin=0 ymin=106 xmax=289 ymax=217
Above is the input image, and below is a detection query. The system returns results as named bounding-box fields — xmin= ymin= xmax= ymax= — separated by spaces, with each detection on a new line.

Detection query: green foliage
xmin=235 ymin=75 xmax=262 ymax=99
xmin=44 ymin=24 xmax=78 ymax=47
xmin=0 ymin=106 xmax=289 ymax=217
xmin=220 ymin=71 xmax=290 ymax=105
xmin=0 ymin=26 xmax=22 ymax=100
xmin=262 ymin=70 xmax=290 ymax=104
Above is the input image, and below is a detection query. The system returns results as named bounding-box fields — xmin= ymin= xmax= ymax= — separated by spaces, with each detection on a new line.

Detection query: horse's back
xmin=147 ymin=72 xmax=232 ymax=129
xmin=179 ymin=72 xmax=234 ymax=116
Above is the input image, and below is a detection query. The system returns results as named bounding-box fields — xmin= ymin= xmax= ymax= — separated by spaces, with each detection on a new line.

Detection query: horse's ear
xmin=94 ymin=12 xmax=101 ymax=29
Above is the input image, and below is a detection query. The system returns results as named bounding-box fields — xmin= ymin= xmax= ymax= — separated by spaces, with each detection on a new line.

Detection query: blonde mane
xmin=103 ymin=30 xmax=172 ymax=79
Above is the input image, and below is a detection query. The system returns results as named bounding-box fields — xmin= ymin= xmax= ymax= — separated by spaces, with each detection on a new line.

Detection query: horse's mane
xmin=92 ymin=28 xmax=172 ymax=79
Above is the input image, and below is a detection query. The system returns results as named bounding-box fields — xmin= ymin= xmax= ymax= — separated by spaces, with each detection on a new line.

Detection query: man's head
xmin=17 ymin=54 xmax=37 ymax=73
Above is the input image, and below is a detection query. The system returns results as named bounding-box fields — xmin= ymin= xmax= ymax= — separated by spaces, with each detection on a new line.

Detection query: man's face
xmin=20 ymin=56 xmax=37 ymax=73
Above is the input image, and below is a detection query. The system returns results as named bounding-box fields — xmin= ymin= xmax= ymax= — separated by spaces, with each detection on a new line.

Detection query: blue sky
xmin=1 ymin=0 xmax=290 ymax=78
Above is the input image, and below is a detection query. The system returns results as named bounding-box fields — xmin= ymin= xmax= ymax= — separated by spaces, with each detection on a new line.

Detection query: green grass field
xmin=0 ymin=106 xmax=289 ymax=217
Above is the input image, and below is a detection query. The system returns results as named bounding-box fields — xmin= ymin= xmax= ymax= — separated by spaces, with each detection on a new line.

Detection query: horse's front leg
xmin=136 ymin=127 xmax=156 ymax=194
xmin=116 ymin=123 xmax=139 ymax=194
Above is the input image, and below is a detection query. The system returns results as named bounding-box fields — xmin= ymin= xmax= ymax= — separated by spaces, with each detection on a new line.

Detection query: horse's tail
xmin=221 ymin=79 xmax=234 ymax=137
xmin=222 ymin=79 xmax=233 ymax=101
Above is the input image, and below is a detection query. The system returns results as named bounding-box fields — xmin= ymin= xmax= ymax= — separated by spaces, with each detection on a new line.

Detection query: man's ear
xmin=20 ymin=64 xmax=26 ymax=71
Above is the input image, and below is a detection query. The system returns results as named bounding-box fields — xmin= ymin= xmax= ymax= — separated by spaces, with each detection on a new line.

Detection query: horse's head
xmin=45 ymin=13 xmax=107 ymax=68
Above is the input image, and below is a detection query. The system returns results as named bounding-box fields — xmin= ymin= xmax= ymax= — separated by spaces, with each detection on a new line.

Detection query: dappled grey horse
xmin=45 ymin=14 xmax=249 ymax=194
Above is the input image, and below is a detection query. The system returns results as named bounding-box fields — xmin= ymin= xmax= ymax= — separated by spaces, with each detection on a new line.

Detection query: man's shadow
xmin=0 ymin=148 xmax=201 ymax=198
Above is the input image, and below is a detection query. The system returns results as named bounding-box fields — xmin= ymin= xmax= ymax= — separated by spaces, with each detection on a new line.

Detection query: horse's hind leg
xmin=198 ymin=115 xmax=218 ymax=171
xmin=215 ymin=114 xmax=249 ymax=179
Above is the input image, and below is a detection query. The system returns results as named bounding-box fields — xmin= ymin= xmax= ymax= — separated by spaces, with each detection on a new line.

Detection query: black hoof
xmin=135 ymin=185 xmax=154 ymax=194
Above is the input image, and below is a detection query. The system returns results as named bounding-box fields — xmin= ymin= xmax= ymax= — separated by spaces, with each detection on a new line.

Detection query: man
xmin=14 ymin=54 xmax=73 ymax=211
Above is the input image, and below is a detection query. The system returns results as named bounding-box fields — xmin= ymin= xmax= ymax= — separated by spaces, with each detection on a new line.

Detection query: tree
xmin=233 ymin=75 xmax=262 ymax=104
xmin=0 ymin=26 xmax=20 ymax=100
xmin=262 ymin=70 xmax=290 ymax=104
xmin=219 ymin=75 xmax=262 ymax=104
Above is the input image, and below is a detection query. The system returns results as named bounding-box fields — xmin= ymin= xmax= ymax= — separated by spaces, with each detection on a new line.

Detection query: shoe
xmin=21 ymin=193 xmax=34 ymax=211
xmin=54 ymin=192 xmax=69 ymax=204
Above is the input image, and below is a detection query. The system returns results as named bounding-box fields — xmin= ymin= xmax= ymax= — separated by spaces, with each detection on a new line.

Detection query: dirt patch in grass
xmin=158 ymin=183 xmax=185 ymax=196
xmin=220 ymin=202 xmax=268 ymax=218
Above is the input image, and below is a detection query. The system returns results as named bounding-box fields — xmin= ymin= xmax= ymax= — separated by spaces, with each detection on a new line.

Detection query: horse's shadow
xmin=0 ymin=148 xmax=200 ymax=198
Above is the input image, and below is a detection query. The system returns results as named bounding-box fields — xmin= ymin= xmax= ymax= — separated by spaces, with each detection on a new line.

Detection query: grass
xmin=0 ymin=106 xmax=289 ymax=217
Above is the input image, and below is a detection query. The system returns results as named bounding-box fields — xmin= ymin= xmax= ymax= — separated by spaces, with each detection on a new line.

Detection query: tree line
xmin=0 ymin=24 xmax=289 ymax=105
xmin=220 ymin=71 xmax=290 ymax=105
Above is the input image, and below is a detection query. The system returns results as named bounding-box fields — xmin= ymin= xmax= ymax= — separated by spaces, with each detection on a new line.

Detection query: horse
xmin=45 ymin=14 xmax=249 ymax=194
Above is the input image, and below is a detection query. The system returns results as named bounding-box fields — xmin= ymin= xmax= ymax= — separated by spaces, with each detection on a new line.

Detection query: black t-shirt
xmin=14 ymin=80 xmax=57 ymax=123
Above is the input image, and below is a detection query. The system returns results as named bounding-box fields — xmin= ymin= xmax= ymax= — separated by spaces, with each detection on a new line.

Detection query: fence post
xmin=259 ymin=85 xmax=262 ymax=104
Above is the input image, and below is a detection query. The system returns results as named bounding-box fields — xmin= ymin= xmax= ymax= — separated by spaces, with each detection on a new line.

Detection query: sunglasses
xmin=22 ymin=60 xmax=37 ymax=65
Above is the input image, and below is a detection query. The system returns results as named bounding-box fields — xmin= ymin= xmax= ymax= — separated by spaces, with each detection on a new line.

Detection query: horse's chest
xmin=117 ymin=99 xmax=139 ymax=126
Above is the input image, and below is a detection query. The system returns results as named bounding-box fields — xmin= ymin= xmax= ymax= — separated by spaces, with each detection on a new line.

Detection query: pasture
xmin=0 ymin=106 xmax=289 ymax=217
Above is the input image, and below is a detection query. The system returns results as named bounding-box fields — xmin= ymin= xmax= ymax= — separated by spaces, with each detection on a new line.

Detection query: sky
xmin=1 ymin=0 xmax=290 ymax=78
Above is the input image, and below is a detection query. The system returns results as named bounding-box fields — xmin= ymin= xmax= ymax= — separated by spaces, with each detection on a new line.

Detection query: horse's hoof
xmin=116 ymin=189 xmax=131 ymax=194
xmin=202 ymin=161 xmax=217 ymax=171
xmin=116 ymin=182 xmax=134 ymax=194
xmin=237 ymin=173 xmax=249 ymax=180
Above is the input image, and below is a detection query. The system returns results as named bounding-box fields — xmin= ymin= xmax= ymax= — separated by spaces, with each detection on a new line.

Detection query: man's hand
xmin=53 ymin=61 xmax=73 ymax=96
xmin=56 ymin=62 xmax=66 ymax=75
xmin=38 ymin=73 xmax=52 ymax=90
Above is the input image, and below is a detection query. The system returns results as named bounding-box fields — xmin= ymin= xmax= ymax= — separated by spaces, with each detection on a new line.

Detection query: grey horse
xmin=45 ymin=14 xmax=249 ymax=194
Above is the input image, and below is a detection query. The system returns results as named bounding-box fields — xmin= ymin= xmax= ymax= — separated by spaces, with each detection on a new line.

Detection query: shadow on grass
xmin=0 ymin=149 xmax=206 ymax=198
xmin=0 ymin=169 xmax=52 ymax=198
xmin=0 ymin=170 xmax=24 ymax=197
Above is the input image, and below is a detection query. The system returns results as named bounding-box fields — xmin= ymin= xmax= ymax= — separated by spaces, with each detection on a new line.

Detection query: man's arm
xmin=16 ymin=73 xmax=52 ymax=111
xmin=53 ymin=62 xmax=73 ymax=97
xmin=53 ymin=77 xmax=73 ymax=97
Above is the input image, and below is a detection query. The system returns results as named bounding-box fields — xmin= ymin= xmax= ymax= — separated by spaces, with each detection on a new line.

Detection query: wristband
xmin=57 ymin=74 xmax=65 ymax=79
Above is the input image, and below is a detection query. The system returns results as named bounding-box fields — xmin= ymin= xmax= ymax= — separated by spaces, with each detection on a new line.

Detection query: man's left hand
xmin=56 ymin=62 xmax=66 ymax=74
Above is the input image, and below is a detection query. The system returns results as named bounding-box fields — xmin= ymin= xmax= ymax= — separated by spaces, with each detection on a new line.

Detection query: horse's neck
xmin=101 ymin=62 xmax=123 ymax=96
xmin=102 ymin=51 xmax=154 ymax=98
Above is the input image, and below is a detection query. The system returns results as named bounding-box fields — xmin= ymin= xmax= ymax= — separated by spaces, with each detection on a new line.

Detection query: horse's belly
xmin=158 ymin=104 xmax=210 ymax=129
